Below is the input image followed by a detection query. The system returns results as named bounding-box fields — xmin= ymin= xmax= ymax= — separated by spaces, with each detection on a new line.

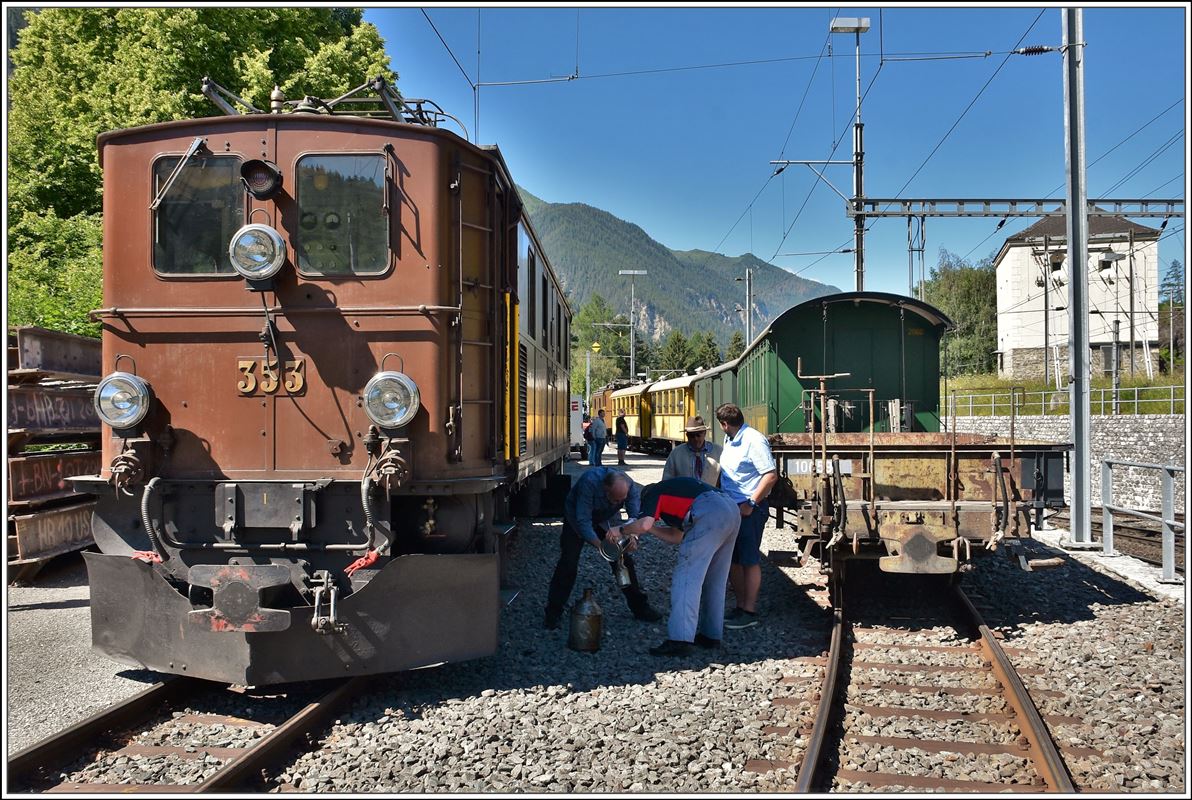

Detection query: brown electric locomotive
xmin=73 ymin=77 xmax=571 ymax=685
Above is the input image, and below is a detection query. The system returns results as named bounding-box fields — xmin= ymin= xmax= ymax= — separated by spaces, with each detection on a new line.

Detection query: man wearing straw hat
xmin=662 ymin=416 xmax=722 ymax=487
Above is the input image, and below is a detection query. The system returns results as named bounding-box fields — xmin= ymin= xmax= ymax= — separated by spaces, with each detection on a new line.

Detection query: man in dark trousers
xmin=610 ymin=477 xmax=740 ymax=656
xmin=544 ymin=467 xmax=663 ymax=629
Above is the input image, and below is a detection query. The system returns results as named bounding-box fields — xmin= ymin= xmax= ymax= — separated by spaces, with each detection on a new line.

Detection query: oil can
xmin=567 ymin=588 xmax=603 ymax=652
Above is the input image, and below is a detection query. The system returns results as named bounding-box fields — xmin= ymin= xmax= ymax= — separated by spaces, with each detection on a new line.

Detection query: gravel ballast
xmin=5 ymin=450 xmax=1185 ymax=793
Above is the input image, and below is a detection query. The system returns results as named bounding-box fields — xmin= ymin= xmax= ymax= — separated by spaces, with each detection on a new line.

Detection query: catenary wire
xmin=885 ymin=10 xmax=1046 ymax=204
xmin=1100 ymin=131 xmax=1185 ymax=197
xmin=421 ymin=9 xmax=476 ymax=89
xmin=712 ymin=28 xmax=834 ymax=255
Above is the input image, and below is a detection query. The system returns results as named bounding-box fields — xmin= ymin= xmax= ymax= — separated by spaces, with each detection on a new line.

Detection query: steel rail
xmin=195 ymin=676 xmax=369 ymax=792
xmin=6 ymin=677 xmax=201 ymax=783
xmin=793 ymin=596 xmax=845 ymax=792
xmin=8 ymin=676 xmax=366 ymax=793
xmin=954 ymin=587 xmax=1077 ymax=793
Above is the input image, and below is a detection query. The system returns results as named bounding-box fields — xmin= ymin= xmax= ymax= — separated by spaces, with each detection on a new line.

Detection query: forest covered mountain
xmin=518 ymin=187 xmax=839 ymax=345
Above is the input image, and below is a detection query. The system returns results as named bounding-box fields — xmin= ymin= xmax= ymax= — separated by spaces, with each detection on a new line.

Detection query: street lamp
xmin=830 ymin=16 xmax=869 ymax=291
xmin=619 ymin=269 xmax=647 ymax=380
xmin=734 ymin=269 xmax=753 ymax=343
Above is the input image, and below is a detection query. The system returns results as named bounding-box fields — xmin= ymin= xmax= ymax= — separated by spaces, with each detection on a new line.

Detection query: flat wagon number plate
xmin=236 ymin=358 xmax=306 ymax=396
xmin=788 ymin=459 xmax=853 ymax=475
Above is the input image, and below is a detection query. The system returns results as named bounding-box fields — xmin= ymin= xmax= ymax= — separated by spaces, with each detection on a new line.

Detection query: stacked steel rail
xmin=6 ymin=327 xmax=102 ymax=583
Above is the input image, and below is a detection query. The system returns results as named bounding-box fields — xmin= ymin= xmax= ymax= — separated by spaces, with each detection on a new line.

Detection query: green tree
xmin=1160 ymin=259 xmax=1184 ymax=306
xmin=7 ymin=7 xmax=393 ymax=333
xmin=923 ymin=247 xmax=997 ymax=376
xmin=1158 ymin=259 xmax=1184 ymax=372
xmin=570 ymin=294 xmax=631 ymax=391
xmin=689 ymin=331 xmax=722 ymax=370
xmin=7 ymin=213 xmax=104 ymax=337
xmin=725 ymin=330 xmax=746 ymax=361
xmin=657 ymin=331 xmax=692 ymax=374
xmin=633 ymin=335 xmax=659 ymax=378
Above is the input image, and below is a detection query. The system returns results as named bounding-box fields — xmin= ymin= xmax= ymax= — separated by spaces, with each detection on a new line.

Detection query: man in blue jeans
xmin=714 ymin=403 xmax=777 ymax=630
xmin=543 ymin=467 xmax=662 ymax=629
xmin=589 ymin=409 xmax=608 ymax=466
xmin=611 ymin=476 xmax=740 ymax=656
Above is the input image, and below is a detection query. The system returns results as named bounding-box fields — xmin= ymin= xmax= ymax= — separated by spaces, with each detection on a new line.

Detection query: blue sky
xmin=366 ymin=4 xmax=1187 ymax=297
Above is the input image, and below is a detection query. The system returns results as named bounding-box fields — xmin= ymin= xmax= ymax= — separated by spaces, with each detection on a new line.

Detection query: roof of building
xmin=1004 ymin=214 xmax=1160 ymax=243
xmin=993 ymin=214 xmax=1161 ymax=267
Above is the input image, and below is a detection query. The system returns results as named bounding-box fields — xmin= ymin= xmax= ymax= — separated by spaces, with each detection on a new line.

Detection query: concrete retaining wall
xmin=944 ymin=414 xmax=1185 ymax=513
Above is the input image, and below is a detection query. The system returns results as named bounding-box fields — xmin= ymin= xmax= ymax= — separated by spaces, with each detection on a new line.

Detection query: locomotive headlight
xmin=94 ymin=372 xmax=152 ymax=429
xmin=228 ymin=224 xmax=287 ymax=280
xmin=363 ymin=371 xmax=420 ymax=429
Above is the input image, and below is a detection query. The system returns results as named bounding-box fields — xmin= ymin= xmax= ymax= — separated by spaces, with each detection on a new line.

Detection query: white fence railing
xmin=1101 ymin=459 xmax=1185 ymax=583
xmin=946 ymin=385 xmax=1185 ymax=417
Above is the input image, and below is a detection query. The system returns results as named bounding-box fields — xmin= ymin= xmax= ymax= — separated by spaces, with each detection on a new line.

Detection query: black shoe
xmin=694 ymin=633 xmax=721 ymax=649
xmin=649 ymin=639 xmax=694 ymax=656
xmin=632 ymin=605 xmax=663 ymax=623
xmin=724 ymin=608 xmax=759 ymax=630
xmin=544 ymin=611 xmax=562 ymax=630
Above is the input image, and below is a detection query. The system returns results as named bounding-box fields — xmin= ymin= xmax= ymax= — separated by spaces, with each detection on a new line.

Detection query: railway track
xmin=754 ymin=566 xmax=1098 ymax=792
xmin=1052 ymin=508 xmax=1184 ymax=574
xmin=7 ymin=676 xmax=367 ymax=793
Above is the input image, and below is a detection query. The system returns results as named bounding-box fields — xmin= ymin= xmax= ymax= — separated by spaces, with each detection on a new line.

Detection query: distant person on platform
xmin=715 ymin=403 xmax=777 ymax=630
xmin=609 ymin=476 xmax=740 ymax=656
xmin=615 ymin=412 xmax=630 ymax=465
xmin=589 ymin=409 xmax=609 ymax=466
xmin=662 ymin=416 xmax=722 ymax=486
xmin=543 ymin=467 xmax=663 ymax=630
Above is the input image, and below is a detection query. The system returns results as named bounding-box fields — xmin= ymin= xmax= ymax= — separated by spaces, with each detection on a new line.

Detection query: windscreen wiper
xmin=149 ymin=136 xmax=206 ymax=211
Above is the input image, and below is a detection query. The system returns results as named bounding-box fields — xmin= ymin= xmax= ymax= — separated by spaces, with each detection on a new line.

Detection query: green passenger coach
xmin=692 ymin=358 xmax=738 ymax=447
xmin=735 ymin=292 xmax=953 ymax=435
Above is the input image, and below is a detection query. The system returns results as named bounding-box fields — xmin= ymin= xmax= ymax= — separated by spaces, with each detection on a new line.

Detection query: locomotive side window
xmin=152 ymin=154 xmax=243 ymax=275
xmin=541 ymin=274 xmax=549 ymax=344
xmin=295 ymin=154 xmax=388 ymax=275
xmin=527 ymin=247 xmax=537 ymax=334
xmin=517 ymin=225 xmax=531 ymax=329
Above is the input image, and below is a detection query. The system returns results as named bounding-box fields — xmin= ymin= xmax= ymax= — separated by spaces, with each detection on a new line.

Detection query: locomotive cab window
xmin=295 ymin=154 xmax=389 ymax=276
xmin=153 ymin=154 xmax=243 ymax=275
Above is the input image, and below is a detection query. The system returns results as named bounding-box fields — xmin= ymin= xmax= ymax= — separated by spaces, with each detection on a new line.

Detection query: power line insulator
xmin=1015 ymin=45 xmax=1054 ymax=56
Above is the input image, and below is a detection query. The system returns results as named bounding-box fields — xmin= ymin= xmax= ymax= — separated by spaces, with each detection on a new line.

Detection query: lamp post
xmin=735 ymin=268 xmax=754 ymax=343
xmin=619 ymin=269 xmax=647 ymax=380
xmin=830 ymin=16 xmax=870 ymax=291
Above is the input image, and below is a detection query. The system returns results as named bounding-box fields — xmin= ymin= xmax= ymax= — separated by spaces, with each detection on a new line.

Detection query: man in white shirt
xmin=715 ymin=403 xmax=777 ymax=629
xmin=662 ymin=416 xmax=722 ymax=486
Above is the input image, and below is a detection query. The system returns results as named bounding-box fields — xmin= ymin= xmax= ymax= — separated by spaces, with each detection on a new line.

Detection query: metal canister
xmin=613 ymin=558 xmax=631 ymax=588
xmin=567 ymin=588 xmax=603 ymax=652
xmin=599 ymin=537 xmax=633 ymax=588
